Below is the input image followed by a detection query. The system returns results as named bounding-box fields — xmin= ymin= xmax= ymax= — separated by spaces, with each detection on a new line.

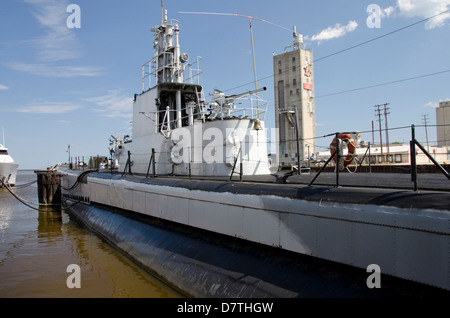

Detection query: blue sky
xmin=1 ymin=0 xmax=449 ymax=169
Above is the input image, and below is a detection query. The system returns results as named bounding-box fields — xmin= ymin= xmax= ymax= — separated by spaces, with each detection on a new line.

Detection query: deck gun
xmin=208 ymin=87 xmax=266 ymax=119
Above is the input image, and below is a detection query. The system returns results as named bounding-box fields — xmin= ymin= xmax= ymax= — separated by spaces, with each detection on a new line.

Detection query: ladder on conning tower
xmin=194 ymin=85 xmax=206 ymax=120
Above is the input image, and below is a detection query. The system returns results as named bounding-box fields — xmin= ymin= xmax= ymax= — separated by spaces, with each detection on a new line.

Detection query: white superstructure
xmin=111 ymin=9 xmax=271 ymax=177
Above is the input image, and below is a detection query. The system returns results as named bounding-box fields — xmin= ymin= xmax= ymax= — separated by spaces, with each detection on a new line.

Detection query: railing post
xmin=239 ymin=142 xmax=243 ymax=182
xmin=146 ymin=150 xmax=152 ymax=178
xmin=188 ymin=146 xmax=191 ymax=179
xmin=335 ymin=132 xmax=340 ymax=187
xmin=293 ymin=103 xmax=301 ymax=175
xmin=229 ymin=145 xmax=242 ymax=182
xmin=152 ymin=148 xmax=156 ymax=178
xmin=410 ymin=125 xmax=418 ymax=191
xmin=127 ymin=151 xmax=132 ymax=175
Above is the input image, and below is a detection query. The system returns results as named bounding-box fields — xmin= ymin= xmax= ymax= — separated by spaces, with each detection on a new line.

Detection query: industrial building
xmin=273 ymin=27 xmax=315 ymax=168
xmin=436 ymin=100 xmax=450 ymax=147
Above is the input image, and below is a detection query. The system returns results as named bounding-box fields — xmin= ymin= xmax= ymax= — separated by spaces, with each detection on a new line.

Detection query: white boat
xmin=0 ymin=143 xmax=18 ymax=187
xmin=58 ymin=6 xmax=450 ymax=297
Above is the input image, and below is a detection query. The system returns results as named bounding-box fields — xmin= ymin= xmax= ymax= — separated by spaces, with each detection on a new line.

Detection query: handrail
xmin=359 ymin=142 xmax=372 ymax=172
xmin=229 ymin=144 xmax=243 ymax=182
xmin=121 ymin=151 xmax=132 ymax=177
xmin=308 ymin=149 xmax=338 ymax=187
xmin=146 ymin=148 xmax=156 ymax=178
xmin=152 ymin=92 xmax=268 ymax=128
xmin=410 ymin=124 xmax=450 ymax=191
xmin=309 ymin=132 xmax=360 ymax=187
xmin=142 ymin=54 xmax=203 ymax=91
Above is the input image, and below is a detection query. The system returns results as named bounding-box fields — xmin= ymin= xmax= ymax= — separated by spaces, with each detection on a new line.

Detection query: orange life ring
xmin=329 ymin=133 xmax=356 ymax=167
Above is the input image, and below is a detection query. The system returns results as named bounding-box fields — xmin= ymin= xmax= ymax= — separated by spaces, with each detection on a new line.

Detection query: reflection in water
xmin=0 ymin=171 xmax=182 ymax=298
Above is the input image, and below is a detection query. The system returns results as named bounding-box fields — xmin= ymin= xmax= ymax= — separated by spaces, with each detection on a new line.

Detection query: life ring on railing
xmin=329 ymin=133 xmax=356 ymax=168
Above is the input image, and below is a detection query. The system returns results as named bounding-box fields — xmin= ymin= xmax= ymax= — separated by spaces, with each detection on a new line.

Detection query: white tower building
xmin=273 ymin=27 xmax=316 ymax=168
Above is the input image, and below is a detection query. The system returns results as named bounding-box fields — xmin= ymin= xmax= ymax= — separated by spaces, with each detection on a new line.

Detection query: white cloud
xmin=15 ymin=102 xmax=82 ymax=114
xmin=311 ymin=21 xmax=358 ymax=42
xmin=86 ymin=90 xmax=133 ymax=118
xmin=424 ymin=101 xmax=438 ymax=108
xmin=4 ymin=62 xmax=102 ymax=77
xmin=6 ymin=0 xmax=100 ymax=78
xmin=397 ymin=0 xmax=450 ymax=29
xmin=0 ymin=84 xmax=9 ymax=90
xmin=424 ymin=99 xmax=450 ymax=108
xmin=25 ymin=0 xmax=81 ymax=61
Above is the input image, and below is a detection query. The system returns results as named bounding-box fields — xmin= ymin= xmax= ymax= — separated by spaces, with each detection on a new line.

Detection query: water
xmin=0 ymin=170 xmax=183 ymax=298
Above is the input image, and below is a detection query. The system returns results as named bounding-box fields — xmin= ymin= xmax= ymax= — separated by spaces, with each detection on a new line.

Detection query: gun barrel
xmin=228 ymin=86 xmax=266 ymax=100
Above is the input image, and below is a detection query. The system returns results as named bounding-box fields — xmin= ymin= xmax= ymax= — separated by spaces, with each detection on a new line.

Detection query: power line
xmin=315 ymin=69 xmax=450 ymax=99
xmin=313 ymin=9 xmax=450 ymax=63
xmin=263 ymin=69 xmax=449 ymax=110
xmin=222 ymin=8 xmax=450 ymax=93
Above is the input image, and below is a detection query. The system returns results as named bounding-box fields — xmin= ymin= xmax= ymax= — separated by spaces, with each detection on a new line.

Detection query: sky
xmin=0 ymin=0 xmax=449 ymax=169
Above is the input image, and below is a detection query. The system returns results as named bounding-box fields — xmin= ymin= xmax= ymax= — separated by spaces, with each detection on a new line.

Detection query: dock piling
xmin=34 ymin=170 xmax=62 ymax=208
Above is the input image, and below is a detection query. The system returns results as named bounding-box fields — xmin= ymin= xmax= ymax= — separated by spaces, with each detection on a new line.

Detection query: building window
xmin=395 ymin=154 xmax=402 ymax=163
xmin=278 ymin=60 xmax=282 ymax=66
xmin=293 ymin=65 xmax=296 ymax=72
xmin=279 ymin=69 xmax=282 ymax=74
xmin=290 ymin=90 xmax=293 ymax=95
xmin=292 ymin=57 xmax=295 ymax=63
xmin=293 ymin=78 xmax=296 ymax=85
xmin=296 ymin=89 xmax=300 ymax=94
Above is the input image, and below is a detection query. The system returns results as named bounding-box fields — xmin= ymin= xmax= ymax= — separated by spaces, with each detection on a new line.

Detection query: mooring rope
xmin=1 ymin=178 xmax=81 ymax=212
xmin=13 ymin=179 xmax=37 ymax=189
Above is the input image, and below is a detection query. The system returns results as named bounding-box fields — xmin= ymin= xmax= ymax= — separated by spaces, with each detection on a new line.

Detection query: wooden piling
xmin=34 ymin=170 xmax=61 ymax=207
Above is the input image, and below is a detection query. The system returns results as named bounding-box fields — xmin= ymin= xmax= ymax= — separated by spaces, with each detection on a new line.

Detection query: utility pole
xmin=383 ymin=103 xmax=390 ymax=162
xmin=374 ymin=104 xmax=384 ymax=163
xmin=371 ymin=121 xmax=374 ymax=145
xmin=422 ymin=114 xmax=430 ymax=152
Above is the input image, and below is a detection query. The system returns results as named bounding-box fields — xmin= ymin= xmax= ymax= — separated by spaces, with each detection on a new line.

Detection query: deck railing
xmin=309 ymin=126 xmax=450 ymax=190
xmin=410 ymin=124 xmax=450 ymax=191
